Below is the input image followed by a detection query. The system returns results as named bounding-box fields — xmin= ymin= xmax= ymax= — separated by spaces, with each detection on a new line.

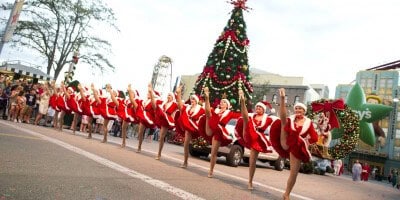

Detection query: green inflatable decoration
xmin=341 ymin=83 xmax=393 ymax=146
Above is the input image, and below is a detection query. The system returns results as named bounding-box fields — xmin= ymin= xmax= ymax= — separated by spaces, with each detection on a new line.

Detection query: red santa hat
xmin=167 ymin=92 xmax=175 ymax=101
xmin=220 ymin=98 xmax=231 ymax=108
xmin=67 ymin=86 xmax=75 ymax=93
xmin=294 ymin=102 xmax=307 ymax=112
xmin=255 ymin=101 xmax=272 ymax=112
xmin=190 ymin=94 xmax=199 ymax=103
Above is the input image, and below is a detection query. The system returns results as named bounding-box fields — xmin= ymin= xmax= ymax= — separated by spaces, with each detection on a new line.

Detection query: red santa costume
xmin=79 ymin=86 xmax=93 ymax=117
xmin=56 ymin=90 xmax=71 ymax=114
xmin=135 ymin=91 xmax=163 ymax=129
xmin=179 ymin=95 xmax=205 ymax=138
xmin=99 ymin=90 xmax=118 ymax=120
xmin=86 ymin=89 xmax=102 ymax=118
xmin=171 ymin=109 xmax=185 ymax=144
xmin=235 ymin=101 xmax=277 ymax=153
xmin=116 ymin=90 xmax=140 ymax=124
xmin=66 ymin=87 xmax=83 ymax=115
xmin=49 ymin=91 xmax=60 ymax=112
xmin=361 ymin=163 xmax=371 ymax=181
xmin=198 ymin=99 xmax=241 ymax=147
xmin=270 ymin=103 xmax=318 ymax=163
xmin=155 ymin=92 xmax=178 ymax=130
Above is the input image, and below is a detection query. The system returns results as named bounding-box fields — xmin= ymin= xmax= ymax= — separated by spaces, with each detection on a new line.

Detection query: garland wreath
xmin=191 ymin=136 xmax=209 ymax=149
xmin=306 ymin=99 xmax=360 ymax=160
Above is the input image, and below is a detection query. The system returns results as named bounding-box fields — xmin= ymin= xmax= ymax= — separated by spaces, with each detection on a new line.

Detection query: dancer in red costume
xmin=154 ymin=91 xmax=178 ymax=160
xmin=49 ymin=81 xmax=61 ymax=129
xmin=175 ymin=85 xmax=205 ymax=168
xmin=235 ymin=88 xmax=279 ymax=190
xmin=65 ymin=81 xmax=81 ymax=134
xmin=86 ymin=83 xmax=103 ymax=138
xmin=56 ymin=82 xmax=73 ymax=131
xmin=96 ymin=84 xmax=118 ymax=143
xmin=77 ymin=84 xmax=96 ymax=139
xmin=200 ymin=87 xmax=240 ymax=178
xmin=169 ymin=108 xmax=185 ymax=145
xmin=132 ymin=83 xmax=162 ymax=152
xmin=270 ymin=88 xmax=318 ymax=200
xmin=110 ymin=84 xmax=140 ymax=147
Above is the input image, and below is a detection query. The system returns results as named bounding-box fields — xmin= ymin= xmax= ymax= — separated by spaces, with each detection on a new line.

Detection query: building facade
xmin=180 ymin=69 xmax=324 ymax=115
xmin=335 ymin=70 xmax=400 ymax=177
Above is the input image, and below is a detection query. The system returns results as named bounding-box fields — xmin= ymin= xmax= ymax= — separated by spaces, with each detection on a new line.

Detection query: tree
xmin=4 ymin=0 xmax=118 ymax=80
xmin=192 ymin=0 xmax=253 ymax=112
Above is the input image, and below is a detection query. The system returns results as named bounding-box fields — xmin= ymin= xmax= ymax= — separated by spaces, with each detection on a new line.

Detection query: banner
xmin=2 ymin=0 xmax=24 ymax=42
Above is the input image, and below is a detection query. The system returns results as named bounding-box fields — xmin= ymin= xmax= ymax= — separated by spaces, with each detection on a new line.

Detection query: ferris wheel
xmin=150 ymin=55 xmax=173 ymax=98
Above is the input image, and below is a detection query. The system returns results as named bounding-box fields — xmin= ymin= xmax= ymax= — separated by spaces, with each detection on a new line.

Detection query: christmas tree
xmin=193 ymin=0 xmax=253 ymax=112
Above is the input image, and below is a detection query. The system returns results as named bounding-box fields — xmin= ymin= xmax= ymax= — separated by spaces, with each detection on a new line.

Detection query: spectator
xmin=22 ymin=88 xmax=36 ymax=123
xmin=34 ymin=84 xmax=51 ymax=125
xmin=80 ymin=115 xmax=89 ymax=133
xmin=94 ymin=116 xmax=104 ymax=134
xmin=8 ymin=85 xmax=22 ymax=121
xmin=14 ymin=90 xmax=26 ymax=123
xmin=45 ymin=106 xmax=55 ymax=127
xmin=392 ymin=171 xmax=398 ymax=188
xmin=0 ymin=87 xmax=8 ymax=119
xmin=388 ymin=170 xmax=393 ymax=183
xmin=334 ymin=159 xmax=343 ymax=176
xmin=352 ymin=160 xmax=362 ymax=181
xmin=0 ymin=74 xmax=6 ymax=90
xmin=361 ymin=162 xmax=371 ymax=181
xmin=371 ymin=166 xmax=377 ymax=180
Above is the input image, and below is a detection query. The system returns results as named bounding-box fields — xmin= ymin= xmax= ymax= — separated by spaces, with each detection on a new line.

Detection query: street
xmin=0 ymin=120 xmax=399 ymax=200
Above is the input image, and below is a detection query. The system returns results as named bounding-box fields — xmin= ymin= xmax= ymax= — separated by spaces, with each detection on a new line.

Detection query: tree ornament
xmin=230 ymin=98 xmax=237 ymax=105
xmin=226 ymin=75 xmax=231 ymax=79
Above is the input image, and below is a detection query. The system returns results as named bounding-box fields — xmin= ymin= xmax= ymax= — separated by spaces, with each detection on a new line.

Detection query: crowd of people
xmin=4 ymin=74 xmax=397 ymax=199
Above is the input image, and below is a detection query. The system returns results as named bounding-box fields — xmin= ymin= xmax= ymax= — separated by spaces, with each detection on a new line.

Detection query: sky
xmin=2 ymin=0 xmax=400 ymax=98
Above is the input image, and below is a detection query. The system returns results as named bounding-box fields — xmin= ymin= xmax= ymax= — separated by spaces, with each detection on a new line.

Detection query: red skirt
xmin=154 ymin=106 xmax=175 ymax=129
xmin=49 ymin=94 xmax=60 ymax=112
xmin=235 ymin=117 xmax=274 ymax=153
xmin=56 ymin=96 xmax=71 ymax=114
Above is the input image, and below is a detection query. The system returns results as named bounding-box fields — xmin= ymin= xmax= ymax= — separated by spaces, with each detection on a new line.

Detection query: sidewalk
xmin=331 ymin=172 xmax=398 ymax=189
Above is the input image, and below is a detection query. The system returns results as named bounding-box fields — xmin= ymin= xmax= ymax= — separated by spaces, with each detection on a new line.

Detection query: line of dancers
xmin=45 ymin=80 xmax=317 ymax=200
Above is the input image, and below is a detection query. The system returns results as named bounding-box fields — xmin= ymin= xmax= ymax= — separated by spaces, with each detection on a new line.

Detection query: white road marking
xmin=2 ymin=122 xmax=205 ymax=200
xmin=141 ymin=150 xmax=314 ymax=200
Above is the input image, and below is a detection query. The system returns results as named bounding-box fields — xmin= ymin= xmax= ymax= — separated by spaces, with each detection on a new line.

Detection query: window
xmin=272 ymin=94 xmax=277 ymax=104
xmin=294 ymin=96 xmax=300 ymax=104
xmin=367 ymin=78 xmax=373 ymax=88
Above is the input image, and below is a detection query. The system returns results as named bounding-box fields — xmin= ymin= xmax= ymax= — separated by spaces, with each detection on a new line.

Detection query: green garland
xmin=306 ymin=100 xmax=360 ymax=160
xmin=191 ymin=137 xmax=209 ymax=149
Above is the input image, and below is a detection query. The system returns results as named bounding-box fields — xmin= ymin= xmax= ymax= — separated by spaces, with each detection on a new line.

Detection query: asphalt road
xmin=0 ymin=120 xmax=399 ymax=200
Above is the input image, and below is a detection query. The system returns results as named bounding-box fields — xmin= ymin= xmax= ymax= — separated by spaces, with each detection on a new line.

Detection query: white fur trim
xmin=294 ymin=102 xmax=307 ymax=112
xmin=255 ymin=102 xmax=266 ymax=112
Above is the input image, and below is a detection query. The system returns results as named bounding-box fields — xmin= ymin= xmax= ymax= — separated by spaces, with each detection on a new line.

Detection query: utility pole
xmin=0 ymin=0 xmax=24 ymax=56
